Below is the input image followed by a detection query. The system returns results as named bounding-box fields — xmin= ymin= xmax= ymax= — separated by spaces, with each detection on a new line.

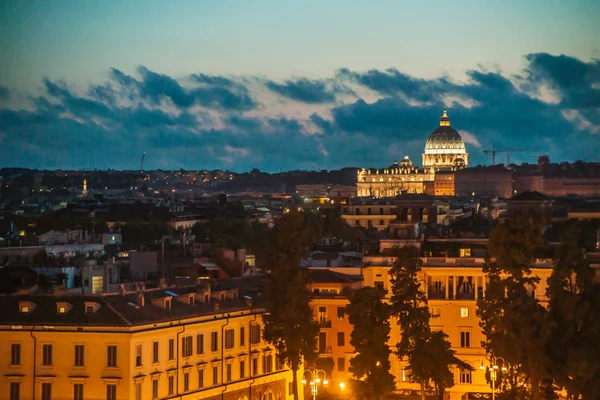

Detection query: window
xmin=106 ymin=384 xmax=117 ymax=400
xmin=42 ymin=344 xmax=53 ymax=366
xmin=460 ymin=248 xmax=472 ymax=257
xmin=213 ymin=366 xmax=219 ymax=385
xmin=337 ymin=332 xmax=345 ymax=346
xmin=460 ymin=369 xmax=472 ymax=384
xmin=250 ymin=324 xmax=261 ymax=344
xmin=275 ymin=356 xmax=283 ymax=370
xmin=189 ymin=296 xmax=195 ymax=305
xmin=252 ymin=358 xmax=258 ymax=376
xmin=135 ymin=383 xmax=141 ymax=400
xmin=402 ymin=366 xmax=409 ymax=382
xmin=460 ymin=307 xmax=469 ymax=318
xmin=240 ymin=327 xmax=245 ymax=346
xmin=135 ymin=344 xmax=142 ymax=367
xmin=168 ymin=338 xmax=175 ymax=360
xmin=198 ymin=369 xmax=204 ymax=388
xmin=11 ymin=343 xmax=21 ymax=365
xmin=196 ymin=334 xmax=204 ymax=354
xmin=225 ymin=329 xmax=234 ymax=349
xmin=153 ymin=341 xmax=159 ymax=363
xmin=460 ymin=331 xmax=471 ymax=348
xmin=183 ymin=372 xmax=190 ymax=391
xmin=10 ymin=382 xmax=20 ymax=400
xmin=211 ymin=332 xmax=218 ymax=352
xmin=20 ymin=305 xmax=29 ymax=313
xmin=380 ymin=219 xmax=384 ymax=225
xmin=289 ymin=382 xmax=295 ymax=396
xmin=263 ymin=354 xmax=273 ymax=373
xmin=165 ymin=299 xmax=171 ymax=309
xmin=107 ymin=345 xmax=117 ymax=367
xmin=374 ymin=281 xmax=384 ymax=290
xmin=226 ymin=363 xmax=232 ymax=382
xmin=318 ymin=332 xmax=327 ymax=353
xmin=431 ymin=307 xmax=442 ymax=318
xmin=240 ymin=360 xmax=245 ymax=379
xmin=86 ymin=306 xmax=93 ymax=314
xmin=58 ymin=306 xmax=66 ymax=314
xmin=337 ymin=307 xmax=345 ymax=320
xmin=337 ymin=357 xmax=345 ymax=371
xmin=152 ymin=380 xmax=159 ymax=399
xmin=41 ymin=383 xmax=52 ymax=400
xmin=355 ymin=220 xmax=359 ymax=226
xmin=182 ymin=336 xmax=193 ymax=357
xmin=74 ymin=345 xmax=84 ymax=366
xmin=168 ymin=376 xmax=174 ymax=395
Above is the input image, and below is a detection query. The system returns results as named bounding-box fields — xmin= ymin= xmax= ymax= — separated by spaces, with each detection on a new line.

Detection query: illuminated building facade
xmin=356 ymin=110 xmax=467 ymax=198
xmin=0 ymin=283 xmax=299 ymax=400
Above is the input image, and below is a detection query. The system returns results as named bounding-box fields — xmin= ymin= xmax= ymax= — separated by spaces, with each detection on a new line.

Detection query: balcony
xmin=318 ymin=319 xmax=332 ymax=328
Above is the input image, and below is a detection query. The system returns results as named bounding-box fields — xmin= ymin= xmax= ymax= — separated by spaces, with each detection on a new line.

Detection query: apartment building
xmin=0 ymin=281 xmax=299 ymax=400
xmin=361 ymin=255 xmax=554 ymax=400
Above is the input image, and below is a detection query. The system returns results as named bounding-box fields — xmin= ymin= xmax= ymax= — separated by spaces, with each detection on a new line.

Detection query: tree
xmin=477 ymin=216 xmax=548 ymax=400
xmin=389 ymin=246 xmax=468 ymax=400
xmin=546 ymin=223 xmax=600 ymax=399
xmin=345 ymin=286 xmax=395 ymax=400
xmin=262 ymin=211 xmax=320 ymax=400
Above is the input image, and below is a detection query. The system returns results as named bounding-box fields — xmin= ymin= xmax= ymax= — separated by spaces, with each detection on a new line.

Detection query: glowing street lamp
xmin=302 ymin=368 xmax=328 ymax=400
xmin=480 ymin=356 xmax=507 ymax=400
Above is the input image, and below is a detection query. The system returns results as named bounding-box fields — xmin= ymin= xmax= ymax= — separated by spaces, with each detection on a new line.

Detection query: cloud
xmin=0 ymin=85 xmax=10 ymax=101
xmin=1 ymin=53 xmax=599 ymax=171
xmin=265 ymin=78 xmax=338 ymax=104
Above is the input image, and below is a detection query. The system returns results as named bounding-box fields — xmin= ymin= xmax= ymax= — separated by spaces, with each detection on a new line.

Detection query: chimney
xmin=118 ymin=284 xmax=126 ymax=296
xmin=137 ymin=292 xmax=145 ymax=307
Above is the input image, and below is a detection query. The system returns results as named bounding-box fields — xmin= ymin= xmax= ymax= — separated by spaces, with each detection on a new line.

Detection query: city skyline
xmin=1 ymin=0 xmax=599 ymax=172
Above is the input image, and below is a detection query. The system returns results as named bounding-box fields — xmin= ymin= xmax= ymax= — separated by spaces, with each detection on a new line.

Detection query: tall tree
xmin=546 ymin=223 xmax=600 ymax=399
xmin=262 ymin=211 xmax=320 ymax=400
xmin=389 ymin=246 xmax=468 ymax=400
xmin=477 ymin=216 xmax=548 ymax=400
xmin=345 ymin=286 xmax=395 ymax=400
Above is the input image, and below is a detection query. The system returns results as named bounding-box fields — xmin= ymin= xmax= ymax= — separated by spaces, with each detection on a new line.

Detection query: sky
xmin=1 ymin=0 xmax=599 ymax=172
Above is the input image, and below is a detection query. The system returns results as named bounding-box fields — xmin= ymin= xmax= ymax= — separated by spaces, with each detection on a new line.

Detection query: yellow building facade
xmin=308 ymin=256 xmax=553 ymax=400
xmin=1 ymin=283 xmax=300 ymax=400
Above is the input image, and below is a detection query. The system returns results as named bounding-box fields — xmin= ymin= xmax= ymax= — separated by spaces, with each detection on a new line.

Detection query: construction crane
xmin=482 ymin=146 xmax=537 ymax=165
xmin=140 ymin=152 xmax=146 ymax=173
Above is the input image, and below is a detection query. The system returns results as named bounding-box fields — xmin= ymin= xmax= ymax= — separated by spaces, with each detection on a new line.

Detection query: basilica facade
xmin=357 ymin=110 xmax=468 ymax=197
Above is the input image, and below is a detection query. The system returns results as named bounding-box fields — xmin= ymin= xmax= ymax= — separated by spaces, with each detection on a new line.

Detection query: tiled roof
xmin=509 ymin=191 xmax=551 ymax=202
xmin=308 ymin=269 xmax=362 ymax=284
xmin=0 ymin=276 xmax=266 ymax=328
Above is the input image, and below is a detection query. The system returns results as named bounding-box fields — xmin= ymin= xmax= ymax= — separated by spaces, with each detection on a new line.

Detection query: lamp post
xmin=301 ymin=369 xmax=328 ymax=400
xmin=479 ymin=356 xmax=507 ymax=400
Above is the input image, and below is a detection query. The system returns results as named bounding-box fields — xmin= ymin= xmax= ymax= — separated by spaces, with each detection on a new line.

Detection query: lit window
xmin=460 ymin=307 xmax=469 ymax=318
xmin=59 ymin=307 xmax=66 ymax=314
xmin=20 ymin=305 xmax=29 ymax=313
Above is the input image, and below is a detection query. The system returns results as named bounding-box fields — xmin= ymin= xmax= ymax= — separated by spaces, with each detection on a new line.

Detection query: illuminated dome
xmin=399 ymin=154 xmax=413 ymax=167
xmin=422 ymin=110 xmax=468 ymax=171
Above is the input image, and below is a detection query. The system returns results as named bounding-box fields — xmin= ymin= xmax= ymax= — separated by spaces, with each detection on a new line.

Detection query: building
xmin=422 ymin=110 xmax=469 ymax=171
xmin=360 ymin=255 xmax=554 ymax=400
xmin=454 ymin=166 xmax=514 ymax=198
xmin=0 ymin=280 xmax=299 ymax=400
xmin=356 ymin=110 xmax=468 ymax=198
xmin=356 ymin=155 xmax=435 ymax=197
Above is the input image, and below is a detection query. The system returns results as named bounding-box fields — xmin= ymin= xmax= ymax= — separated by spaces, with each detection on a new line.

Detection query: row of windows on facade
xmin=9 ymin=382 xmax=116 ymax=400
xmin=8 ymin=354 xmax=281 ymax=400
xmin=8 ymin=326 xmax=260 ymax=370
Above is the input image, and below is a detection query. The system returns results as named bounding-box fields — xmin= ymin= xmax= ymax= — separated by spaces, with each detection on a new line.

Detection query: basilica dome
xmin=422 ymin=110 xmax=468 ymax=171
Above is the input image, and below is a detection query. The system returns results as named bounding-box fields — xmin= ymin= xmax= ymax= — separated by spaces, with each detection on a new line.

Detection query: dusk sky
xmin=1 ymin=0 xmax=599 ymax=172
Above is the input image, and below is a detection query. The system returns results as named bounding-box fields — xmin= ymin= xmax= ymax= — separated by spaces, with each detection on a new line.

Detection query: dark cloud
xmin=0 ymin=85 xmax=9 ymax=101
xmin=265 ymin=78 xmax=337 ymax=104
xmin=1 ymin=54 xmax=599 ymax=171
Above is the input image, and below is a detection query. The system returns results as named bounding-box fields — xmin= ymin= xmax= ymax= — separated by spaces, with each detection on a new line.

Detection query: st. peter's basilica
xmin=356 ymin=110 xmax=468 ymax=197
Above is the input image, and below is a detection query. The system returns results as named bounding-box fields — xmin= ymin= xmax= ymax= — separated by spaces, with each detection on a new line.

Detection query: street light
xmin=480 ymin=356 xmax=507 ymax=400
xmin=302 ymin=369 xmax=328 ymax=400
